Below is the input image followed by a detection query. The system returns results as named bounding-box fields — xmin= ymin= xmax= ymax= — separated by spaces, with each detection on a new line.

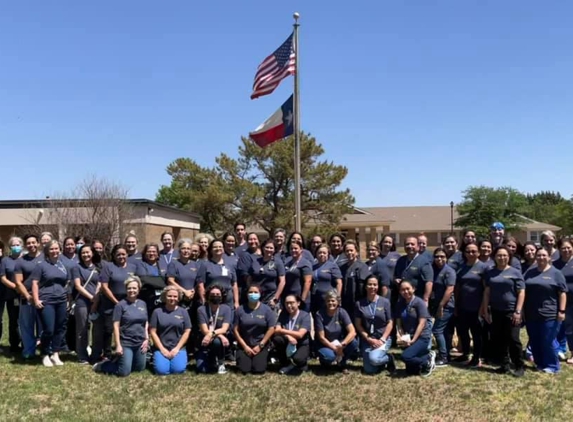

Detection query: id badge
xmin=222 ymin=266 xmax=229 ymax=277
xmin=370 ymin=323 xmax=374 ymax=334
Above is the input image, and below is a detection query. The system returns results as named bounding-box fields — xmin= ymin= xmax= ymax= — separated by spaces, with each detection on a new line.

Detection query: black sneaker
xmin=386 ymin=354 xmax=396 ymax=373
xmin=453 ymin=355 xmax=470 ymax=363
xmin=495 ymin=365 xmax=510 ymax=374
xmin=435 ymin=358 xmax=448 ymax=367
xmin=513 ymin=367 xmax=525 ymax=378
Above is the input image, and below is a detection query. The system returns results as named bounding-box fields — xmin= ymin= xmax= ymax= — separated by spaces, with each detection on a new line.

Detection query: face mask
xmin=11 ymin=245 xmax=22 ymax=254
xmin=76 ymin=243 xmax=84 ymax=252
xmin=247 ymin=293 xmax=261 ymax=302
xmin=209 ymin=296 xmax=222 ymax=305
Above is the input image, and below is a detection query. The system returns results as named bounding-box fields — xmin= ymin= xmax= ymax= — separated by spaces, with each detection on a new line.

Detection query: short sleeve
xmin=354 ymin=301 xmax=362 ymax=320
xmin=150 ymin=308 xmax=159 ymax=329
xmin=182 ymin=309 xmax=192 ymax=329
xmin=30 ymin=264 xmax=42 ymax=282
xmin=331 ymin=263 xmax=342 ymax=280
xmin=71 ymin=266 xmax=80 ymax=280
xmin=378 ymin=267 xmax=391 ymax=288
xmin=197 ymin=307 xmax=208 ymax=326
xmin=233 ymin=307 xmax=241 ymax=327
xmin=359 ymin=264 xmax=370 ymax=281
xmin=555 ymin=270 xmax=568 ymax=293
xmin=314 ymin=312 xmax=325 ymax=332
xmin=14 ymin=260 xmax=23 ymax=275
xmin=339 ymin=308 xmax=353 ymax=327
xmin=300 ymin=260 xmax=312 ymax=277
xmin=0 ymin=260 xmax=6 ymax=277
xmin=420 ymin=263 xmax=434 ymax=282
xmin=300 ymin=312 xmax=311 ymax=331
xmin=221 ymin=306 xmax=232 ymax=324
xmin=266 ymin=306 xmax=278 ymax=327
xmin=415 ymin=299 xmax=431 ymax=319
xmin=514 ymin=271 xmax=525 ymax=290
xmin=237 ymin=254 xmax=252 ymax=278
xmin=445 ymin=267 xmax=456 ymax=286
xmin=112 ymin=302 xmax=123 ymax=322
xmin=99 ymin=264 xmax=111 ymax=283
xmin=196 ymin=263 xmax=207 ymax=285
xmin=166 ymin=261 xmax=177 ymax=278
xmin=275 ymin=258 xmax=286 ymax=276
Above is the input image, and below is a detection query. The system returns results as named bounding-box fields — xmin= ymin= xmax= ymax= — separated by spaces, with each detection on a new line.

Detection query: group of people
xmin=0 ymin=222 xmax=571 ymax=378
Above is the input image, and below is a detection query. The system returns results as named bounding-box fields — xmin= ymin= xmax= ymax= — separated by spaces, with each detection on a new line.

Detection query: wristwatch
xmin=259 ymin=342 xmax=265 ymax=349
xmin=514 ymin=310 xmax=521 ymax=315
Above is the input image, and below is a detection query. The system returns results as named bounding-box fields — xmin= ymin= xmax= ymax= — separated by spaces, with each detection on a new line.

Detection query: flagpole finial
xmin=293 ymin=12 xmax=300 ymax=22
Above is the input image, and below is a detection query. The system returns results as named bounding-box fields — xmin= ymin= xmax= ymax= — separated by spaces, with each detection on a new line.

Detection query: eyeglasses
xmin=434 ymin=255 xmax=447 ymax=259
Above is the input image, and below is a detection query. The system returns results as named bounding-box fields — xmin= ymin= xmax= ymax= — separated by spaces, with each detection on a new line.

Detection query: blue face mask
xmin=247 ymin=293 xmax=261 ymax=302
xmin=76 ymin=243 xmax=84 ymax=252
xmin=10 ymin=245 xmax=22 ymax=254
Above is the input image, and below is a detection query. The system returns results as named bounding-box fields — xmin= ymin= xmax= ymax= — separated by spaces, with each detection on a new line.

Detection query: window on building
xmin=529 ymin=231 xmax=540 ymax=242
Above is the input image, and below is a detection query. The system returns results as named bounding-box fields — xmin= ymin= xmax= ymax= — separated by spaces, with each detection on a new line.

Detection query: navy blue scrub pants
xmin=556 ymin=303 xmax=573 ymax=355
xmin=491 ymin=310 xmax=523 ymax=369
xmin=401 ymin=336 xmax=431 ymax=375
xmin=39 ymin=301 xmax=68 ymax=355
xmin=457 ymin=309 xmax=483 ymax=360
xmin=0 ymin=298 xmax=21 ymax=351
xmin=236 ymin=345 xmax=269 ymax=374
xmin=273 ymin=335 xmax=309 ymax=368
xmin=526 ymin=320 xmax=561 ymax=373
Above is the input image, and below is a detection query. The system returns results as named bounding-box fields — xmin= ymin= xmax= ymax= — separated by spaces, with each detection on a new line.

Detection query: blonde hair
xmin=160 ymin=285 xmax=182 ymax=303
xmin=124 ymin=275 xmax=142 ymax=289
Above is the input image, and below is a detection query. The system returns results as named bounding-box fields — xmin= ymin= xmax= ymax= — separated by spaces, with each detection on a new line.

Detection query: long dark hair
xmin=78 ymin=244 xmax=102 ymax=270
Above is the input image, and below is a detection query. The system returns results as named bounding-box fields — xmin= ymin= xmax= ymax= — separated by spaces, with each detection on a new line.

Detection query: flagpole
xmin=293 ymin=12 xmax=302 ymax=233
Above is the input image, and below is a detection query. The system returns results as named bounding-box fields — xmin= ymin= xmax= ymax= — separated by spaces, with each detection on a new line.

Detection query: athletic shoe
xmin=495 ymin=365 xmax=510 ymax=374
xmin=421 ymin=351 xmax=436 ymax=377
xmin=50 ymin=353 xmax=64 ymax=366
xmin=513 ymin=367 xmax=525 ymax=378
xmin=467 ymin=359 xmax=481 ymax=369
xmin=42 ymin=355 xmax=54 ymax=368
xmin=78 ymin=360 xmax=90 ymax=365
xmin=386 ymin=354 xmax=396 ymax=374
xmin=217 ymin=364 xmax=227 ymax=375
xmin=542 ymin=368 xmax=557 ymax=374
xmin=435 ymin=358 xmax=448 ymax=367
xmin=558 ymin=352 xmax=567 ymax=361
xmin=92 ymin=362 xmax=104 ymax=373
xmin=279 ymin=364 xmax=295 ymax=375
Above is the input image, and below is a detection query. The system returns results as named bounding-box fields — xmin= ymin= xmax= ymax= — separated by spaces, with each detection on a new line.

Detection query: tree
xmin=156 ymin=132 xmax=355 ymax=235
xmin=455 ymin=186 xmax=528 ymax=237
xmin=24 ymin=175 xmax=135 ymax=249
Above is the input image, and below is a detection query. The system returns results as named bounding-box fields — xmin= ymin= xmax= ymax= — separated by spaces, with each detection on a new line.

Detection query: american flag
xmin=251 ymin=33 xmax=296 ymax=100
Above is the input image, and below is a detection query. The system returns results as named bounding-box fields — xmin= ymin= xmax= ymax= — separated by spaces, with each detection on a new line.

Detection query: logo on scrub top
xmin=256 ymin=315 xmax=265 ymax=320
xmin=190 ymin=268 xmax=197 ymax=272
xmin=408 ymin=308 xmax=417 ymax=316
xmin=377 ymin=307 xmax=384 ymax=312
xmin=137 ymin=307 xmax=145 ymax=312
xmin=174 ymin=315 xmax=184 ymax=320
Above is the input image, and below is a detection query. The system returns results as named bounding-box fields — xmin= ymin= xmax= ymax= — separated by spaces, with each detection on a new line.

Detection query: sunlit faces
xmin=93 ymin=241 xmax=104 ymax=255
xmin=316 ymin=246 xmax=329 ymax=263
xmin=165 ymin=289 xmax=180 ymax=307
xmin=490 ymin=227 xmax=505 ymax=244
xmin=330 ymin=236 xmax=343 ymax=253
xmin=464 ymin=244 xmax=479 ymax=260
xmin=210 ymin=241 xmax=224 ymax=257
xmin=198 ymin=237 xmax=210 ymax=253
xmin=344 ymin=243 xmax=357 ymax=261
xmin=25 ymin=237 xmax=39 ymax=254
xmin=404 ymin=237 xmax=419 ymax=256
xmin=247 ymin=234 xmax=260 ymax=249
xmin=190 ymin=244 xmax=200 ymax=260
xmin=542 ymin=234 xmax=556 ymax=249
xmin=311 ymin=236 xmax=323 ymax=248
xmin=64 ymin=238 xmax=76 ymax=256
xmin=80 ymin=246 xmax=93 ymax=263
xmin=399 ymin=281 xmax=414 ymax=301
xmin=463 ymin=231 xmax=477 ymax=244
xmin=535 ymin=248 xmax=550 ymax=268
xmin=284 ymin=295 xmax=300 ymax=315
xmin=365 ymin=277 xmax=378 ymax=295
xmin=161 ymin=234 xmax=174 ymax=250
xmin=290 ymin=233 xmax=303 ymax=245
xmin=179 ymin=242 xmax=192 ymax=259
xmin=125 ymin=236 xmax=138 ymax=253
xmin=504 ymin=240 xmax=518 ymax=255
xmin=235 ymin=224 xmax=246 ymax=241
xmin=325 ymin=296 xmax=339 ymax=311
xmin=290 ymin=242 xmax=302 ymax=259
xmin=263 ymin=242 xmax=275 ymax=257
xmin=479 ymin=241 xmax=492 ymax=259
xmin=380 ymin=236 xmax=394 ymax=253
xmin=367 ymin=246 xmax=379 ymax=260
xmin=40 ymin=234 xmax=52 ymax=246
xmin=114 ymin=248 xmax=128 ymax=266
xmin=443 ymin=237 xmax=457 ymax=253
xmin=417 ymin=236 xmax=428 ymax=252
xmin=560 ymin=240 xmax=573 ymax=261
xmin=145 ymin=246 xmax=159 ymax=262
xmin=274 ymin=232 xmax=285 ymax=247
xmin=126 ymin=281 xmax=140 ymax=298
xmin=224 ymin=235 xmax=236 ymax=253
xmin=523 ymin=244 xmax=537 ymax=262
xmin=48 ymin=242 xmax=61 ymax=259
xmin=494 ymin=248 xmax=510 ymax=268
xmin=433 ymin=252 xmax=447 ymax=266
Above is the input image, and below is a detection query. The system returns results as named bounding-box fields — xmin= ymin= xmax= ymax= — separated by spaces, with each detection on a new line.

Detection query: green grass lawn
xmin=1 ymin=331 xmax=573 ymax=422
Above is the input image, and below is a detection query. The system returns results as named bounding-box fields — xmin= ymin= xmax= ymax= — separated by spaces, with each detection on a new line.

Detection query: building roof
xmin=342 ymin=206 xmax=561 ymax=232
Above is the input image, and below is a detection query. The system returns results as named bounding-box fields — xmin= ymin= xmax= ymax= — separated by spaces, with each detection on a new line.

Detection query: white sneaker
xmin=42 ymin=355 xmax=54 ymax=367
xmin=217 ymin=364 xmax=227 ymax=374
xmin=422 ymin=351 xmax=436 ymax=378
xmin=558 ymin=352 xmax=566 ymax=361
xmin=50 ymin=353 xmax=64 ymax=366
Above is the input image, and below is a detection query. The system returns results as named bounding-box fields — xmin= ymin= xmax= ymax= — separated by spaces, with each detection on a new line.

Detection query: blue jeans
xmin=317 ymin=339 xmax=359 ymax=367
xmin=360 ymin=337 xmax=392 ymax=374
xmin=401 ymin=336 xmax=431 ymax=375
xmin=153 ymin=350 xmax=187 ymax=375
xmin=432 ymin=307 xmax=454 ymax=360
xmin=19 ymin=301 xmax=39 ymax=358
xmin=38 ymin=302 xmax=68 ymax=356
xmin=101 ymin=344 xmax=146 ymax=377
xmin=196 ymin=337 xmax=226 ymax=373
xmin=527 ymin=320 xmax=561 ymax=373
xmin=556 ymin=305 xmax=573 ymax=354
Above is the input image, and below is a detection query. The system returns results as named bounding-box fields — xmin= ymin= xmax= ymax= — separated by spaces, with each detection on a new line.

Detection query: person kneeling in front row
xmin=196 ymin=284 xmax=232 ymax=374
xmin=149 ymin=286 xmax=191 ymax=375
xmin=273 ymin=294 xmax=311 ymax=375
xmin=355 ymin=276 xmax=395 ymax=374
xmin=395 ymin=280 xmax=435 ymax=377
xmin=94 ymin=276 xmax=149 ymax=377
xmin=314 ymin=289 xmax=358 ymax=374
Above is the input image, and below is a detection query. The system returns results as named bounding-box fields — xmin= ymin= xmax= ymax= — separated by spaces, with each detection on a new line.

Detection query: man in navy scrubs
xmin=234 ymin=223 xmax=249 ymax=256
xmin=394 ymin=237 xmax=433 ymax=305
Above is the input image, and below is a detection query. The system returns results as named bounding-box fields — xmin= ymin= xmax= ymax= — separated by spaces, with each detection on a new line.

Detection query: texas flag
xmin=249 ymin=95 xmax=294 ymax=148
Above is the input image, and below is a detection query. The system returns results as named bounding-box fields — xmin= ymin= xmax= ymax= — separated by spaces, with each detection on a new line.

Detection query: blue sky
xmin=1 ymin=1 xmax=572 ymax=207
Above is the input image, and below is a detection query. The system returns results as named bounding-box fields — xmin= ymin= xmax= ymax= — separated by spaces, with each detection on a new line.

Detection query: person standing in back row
xmin=393 ymin=237 xmax=433 ymax=306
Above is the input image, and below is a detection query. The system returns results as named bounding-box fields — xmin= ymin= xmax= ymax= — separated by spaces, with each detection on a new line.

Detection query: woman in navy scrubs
xmin=503 ymin=237 xmax=523 ymax=272
xmin=379 ymin=235 xmax=400 ymax=277
xmin=524 ymin=248 xmax=567 ymax=373
xmin=273 ymin=294 xmax=312 ymax=375
xmin=340 ymin=241 xmax=371 ymax=316
xmin=245 ymin=239 xmax=285 ymax=309
xmin=0 ymin=236 xmax=24 ymax=354
xmin=355 ymin=276 xmax=395 ymax=374
xmin=365 ymin=242 xmax=390 ymax=298
xmin=315 ymin=289 xmax=357 ymax=373
xmin=196 ymin=284 xmax=232 ymax=374
xmin=309 ymin=235 xmax=325 ymax=257
xmin=283 ymin=241 xmax=313 ymax=311
xmin=395 ymin=280 xmax=435 ymax=376
xmin=159 ymin=232 xmax=179 ymax=268
xmin=478 ymin=239 xmax=494 ymax=269
xmin=149 ymin=285 xmax=191 ymax=375
xmin=135 ymin=243 xmax=166 ymax=278
xmin=444 ymin=235 xmax=462 ymax=271
xmin=328 ymin=233 xmax=347 ymax=267
xmin=71 ymin=245 xmax=101 ymax=364
xmin=31 ymin=240 xmax=70 ymax=367
xmin=286 ymin=232 xmax=314 ymax=263
xmin=237 ymin=233 xmax=262 ymax=296
xmin=61 ymin=237 xmax=78 ymax=269
xmin=198 ymin=240 xmax=239 ymax=309
xmin=540 ymin=231 xmax=559 ymax=261
xmin=481 ymin=246 xmax=526 ymax=376
xmin=222 ymin=232 xmax=239 ymax=277
xmin=166 ymin=240 xmax=201 ymax=308
xmin=95 ymin=244 xmax=137 ymax=361
xmin=454 ymin=242 xmax=489 ymax=366
xmin=430 ymin=247 xmax=456 ymax=366
xmin=94 ymin=276 xmax=148 ymax=377
xmin=311 ymin=244 xmax=342 ymax=314
xmin=195 ymin=233 xmax=214 ymax=261
xmin=233 ymin=284 xmax=276 ymax=374
xmin=521 ymin=242 xmax=538 ymax=275
xmin=554 ymin=238 xmax=573 ymax=363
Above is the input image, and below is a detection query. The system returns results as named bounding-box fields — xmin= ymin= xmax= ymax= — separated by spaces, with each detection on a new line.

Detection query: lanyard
xmin=288 ymin=311 xmax=299 ymax=331
xmin=163 ymin=251 xmax=173 ymax=266
xmin=368 ymin=296 xmax=379 ymax=320
xmin=207 ymin=306 xmax=220 ymax=331
xmin=404 ymin=254 xmax=419 ymax=273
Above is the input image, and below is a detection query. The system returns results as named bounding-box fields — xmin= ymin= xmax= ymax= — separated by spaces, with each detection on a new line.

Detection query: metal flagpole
xmin=293 ymin=12 xmax=302 ymax=232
